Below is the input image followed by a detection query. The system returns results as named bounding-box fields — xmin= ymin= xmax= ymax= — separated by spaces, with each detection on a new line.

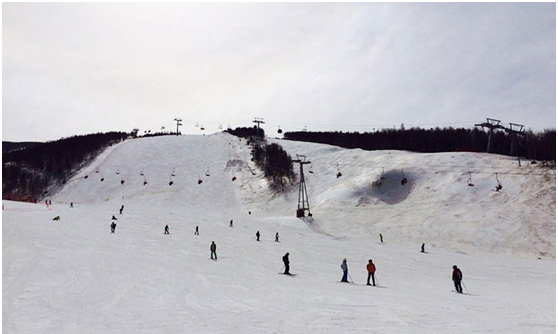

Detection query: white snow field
xmin=3 ymin=133 xmax=556 ymax=333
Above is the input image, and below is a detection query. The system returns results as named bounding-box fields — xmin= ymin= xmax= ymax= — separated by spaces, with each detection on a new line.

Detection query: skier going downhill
xmin=341 ymin=258 xmax=349 ymax=283
xmin=110 ymin=222 xmax=116 ymax=233
xmin=367 ymin=259 xmax=376 ymax=286
xmin=282 ymin=253 xmax=290 ymax=274
xmin=256 ymin=231 xmax=260 ymax=241
xmin=210 ymin=241 xmax=217 ymax=260
xmin=452 ymin=265 xmax=463 ymax=293
xmin=164 ymin=225 xmax=169 ymax=234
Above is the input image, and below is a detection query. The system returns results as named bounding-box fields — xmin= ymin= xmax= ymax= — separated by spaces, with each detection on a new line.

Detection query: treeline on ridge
xmin=283 ymin=127 xmax=556 ymax=162
xmin=3 ymin=132 xmax=129 ymax=202
xmin=226 ymin=127 xmax=295 ymax=190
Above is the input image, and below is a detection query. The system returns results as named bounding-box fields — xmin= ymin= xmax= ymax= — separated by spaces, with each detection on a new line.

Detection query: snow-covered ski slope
xmin=3 ymin=133 xmax=556 ymax=333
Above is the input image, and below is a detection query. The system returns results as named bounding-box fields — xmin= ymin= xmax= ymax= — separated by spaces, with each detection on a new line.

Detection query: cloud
xmin=3 ymin=3 xmax=555 ymax=141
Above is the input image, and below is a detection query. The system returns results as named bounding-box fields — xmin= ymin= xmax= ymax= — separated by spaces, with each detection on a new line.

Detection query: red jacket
xmin=367 ymin=262 xmax=376 ymax=273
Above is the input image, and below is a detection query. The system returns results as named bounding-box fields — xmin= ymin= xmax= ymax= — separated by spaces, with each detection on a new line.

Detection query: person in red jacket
xmin=452 ymin=265 xmax=463 ymax=293
xmin=366 ymin=259 xmax=376 ymax=286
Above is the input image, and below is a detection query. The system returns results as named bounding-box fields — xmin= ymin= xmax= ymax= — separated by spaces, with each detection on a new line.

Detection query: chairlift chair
xmin=336 ymin=164 xmax=342 ymax=178
xmin=401 ymin=170 xmax=408 ymax=185
xmin=309 ymin=164 xmax=314 ymax=174
xmin=495 ymin=173 xmax=503 ymax=191
xmin=277 ymin=126 xmax=283 ymax=134
xmin=467 ymin=172 xmax=475 ymax=187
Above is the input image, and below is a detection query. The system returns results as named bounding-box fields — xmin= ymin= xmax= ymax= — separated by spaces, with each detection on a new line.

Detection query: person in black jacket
xmin=283 ymin=253 xmax=290 ymax=274
xmin=452 ymin=265 xmax=463 ymax=293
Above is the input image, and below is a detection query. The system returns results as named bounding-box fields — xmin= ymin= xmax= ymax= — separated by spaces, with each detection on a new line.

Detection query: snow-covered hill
xmin=3 ymin=133 xmax=555 ymax=333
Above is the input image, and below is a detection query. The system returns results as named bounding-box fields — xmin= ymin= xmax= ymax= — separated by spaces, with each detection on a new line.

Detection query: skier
xmin=421 ymin=243 xmax=425 ymax=253
xmin=119 ymin=205 xmax=124 ymax=214
xmin=379 ymin=233 xmax=383 ymax=243
xmin=194 ymin=226 xmax=199 ymax=235
xmin=229 ymin=219 xmax=233 ymax=227
xmin=366 ymin=259 xmax=376 ymax=286
xmin=452 ymin=265 xmax=463 ymax=293
xmin=256 ymin=231 xmax=260 ymax=241
xmin=164 ymin=225 xmax=169 ymax=234
xmin=70 ymin=202 xmax=73 ymax=208
xmin=340 ymin=258 xmax=349 ymax=282
xmin=275 ymin=232 xmax=279 ymax=242
xmin=52 ymin=216 xmax=60 ymax=221
xmin=111 ymin=215 xmax=117 ymax=220
xmin=282 ymin=253 xmax=290 ymax=274
xmin=210 ymin=241 xmax=217 ymax=260
xmin=110 ymin=222 xmax=116 ymax=233
xmin=49 ymin=200 xmax=52 ymax=206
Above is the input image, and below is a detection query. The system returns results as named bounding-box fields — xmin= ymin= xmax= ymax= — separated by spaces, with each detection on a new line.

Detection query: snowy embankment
xmin=3 ymin=133 xmax=556 ymax=333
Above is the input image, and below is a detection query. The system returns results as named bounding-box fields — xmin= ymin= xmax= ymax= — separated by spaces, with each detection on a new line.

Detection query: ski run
xmin=3 ymin=133 xmax=555 ymax=333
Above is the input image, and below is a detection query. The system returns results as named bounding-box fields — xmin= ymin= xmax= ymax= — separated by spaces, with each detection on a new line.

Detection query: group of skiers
xmin=103 ymin=206 xmax=463 ymax=292
xmin=338 ymin=258 xmax=376 ymax=286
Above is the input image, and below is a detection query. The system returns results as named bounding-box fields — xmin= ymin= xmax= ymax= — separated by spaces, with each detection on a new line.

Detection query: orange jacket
xmin=367 ymin=262 xmax=376 ymax=273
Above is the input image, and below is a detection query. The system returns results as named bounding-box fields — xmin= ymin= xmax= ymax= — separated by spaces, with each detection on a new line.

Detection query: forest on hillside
xmin=283 ymin=127 xmax=556 ymax=162
xmin=3 ymin=132 xmax=129 ymax=202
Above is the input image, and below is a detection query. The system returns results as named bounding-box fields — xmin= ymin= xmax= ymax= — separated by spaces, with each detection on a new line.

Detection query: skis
xmin=279 ymin=273 xmax=297 ymax=276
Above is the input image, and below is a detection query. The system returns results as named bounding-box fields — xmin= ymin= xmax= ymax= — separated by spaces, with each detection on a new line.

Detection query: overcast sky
xmin=3 ymin=2 xmax=556 ymax=142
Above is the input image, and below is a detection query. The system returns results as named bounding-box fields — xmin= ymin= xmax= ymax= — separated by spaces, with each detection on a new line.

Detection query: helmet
xmin=452 ymin=265 xmax=457 ymax=269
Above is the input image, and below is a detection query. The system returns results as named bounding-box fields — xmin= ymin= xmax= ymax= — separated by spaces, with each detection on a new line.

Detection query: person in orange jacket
xmin=367 ymin=259 xmax=376 ymax=286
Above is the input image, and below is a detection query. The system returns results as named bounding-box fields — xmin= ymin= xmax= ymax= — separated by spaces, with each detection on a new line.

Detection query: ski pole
xmin=348 ymin=272 xmax=354 ymax=284
xmin=462 ymin=281 xmax=469 ymax=294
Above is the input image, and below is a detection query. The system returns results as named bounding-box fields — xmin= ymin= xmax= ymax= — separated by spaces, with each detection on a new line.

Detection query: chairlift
xmin=171 ymin=168 xmax=176 ymax=177
xmin=205 ymin=168 xmax=211 ymax=177
xmin=84 ymin=175 xmax=88 ymax=179
xmin=308 ymin=164 xmax=314 ymax=174
xmin=140 ymin=170 xmax=144 ymax=176
xmin=143 ymin=176 xmax=148 ymax=186
xmin=401 ymin=170 xmax=408 ymax=185
xmin=121 ymin=179 xmax=125 ymax=185
xmin=116 ymin=168 xmax=120 ymax=175
xmin=495 ymin=173 xmax=503 ymax=191
xmin=218 ymin=124 xmax=223 ymax=130
xmin=198 ymin=174 xmax=203 ymax=185
xmin=169 ymin=175 xmax=174 ymax=186
xmin=100 ymin=176 xmax=105 ymax=182
xmin=336 ymin=164 xmax=342 ymax=178
xmin=195 ymin=122 xmax=200 ymax=127
xmin=95 ymin=169 xmax=100 ymax=174
xmin=277 ymin=126 xmax=283 ymax=134
xmin=232 ymin=172 xmax=237 ymax=182
xmin=467 ymin=172 xmax=475 ymax=187
xmin=380 ymin=167 xmax=386 ymax=180
xmin=200 ymin=124 xmax=205 ymax=131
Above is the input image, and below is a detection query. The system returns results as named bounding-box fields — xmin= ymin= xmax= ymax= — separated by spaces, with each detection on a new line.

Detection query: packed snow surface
xmin=3 ymin=133 xmax=556 ymax=333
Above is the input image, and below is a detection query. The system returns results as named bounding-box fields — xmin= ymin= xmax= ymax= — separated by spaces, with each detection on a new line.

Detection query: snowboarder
xmin=282 ymin=253 xmax=290 ymax=274
xmin=379 ymin=233 xmax=383 ymax=243
xmin=256 ymin=231 xmax=260 ymax=241
xmin=275 ymin=232 xmax=279 ymax=242
xmin=70 ymin=202 xmax=73 ymax=208
xmin=110 ymin=222 xmax=116 ymax=233
xmin=210 ymin=241 xmax=217 ymax=260
xmin=421 ymin=243 xmax=425 ymax=253
xmin=119 ymin=205 xmax=124 ymax=214
xmin=164 ymin=225 xmax=170 ymax=234
xmin=340 ymin=258 xmax=349 ymax=282
xmin=194 ymin=226 xmax=199 ymax=235
xmin=229 ymin=219 xmax=233 ymax=227
xmin=366 ymin=259 xmax=376 ymax=286
xmin=111 ymin=215 xmax=117 ymax=220
xmin=52 ymin=216 xmax=60 ymax=221
xmin=452 ymin=265 xmax=463 ymax=293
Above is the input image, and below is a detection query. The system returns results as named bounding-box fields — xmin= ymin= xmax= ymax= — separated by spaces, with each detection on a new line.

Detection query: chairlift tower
xmin=475 ymin=118 xmax=506 ymax=153
xmin=252 ymin=117 xmax=265 ymax=147
xmin=293 ymin=154 xmax=311 ymax=218
xmin=174 ymin=117 xmax=182 ymax=136
xmin=505 ymin=122 xmax=525 ymax=166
